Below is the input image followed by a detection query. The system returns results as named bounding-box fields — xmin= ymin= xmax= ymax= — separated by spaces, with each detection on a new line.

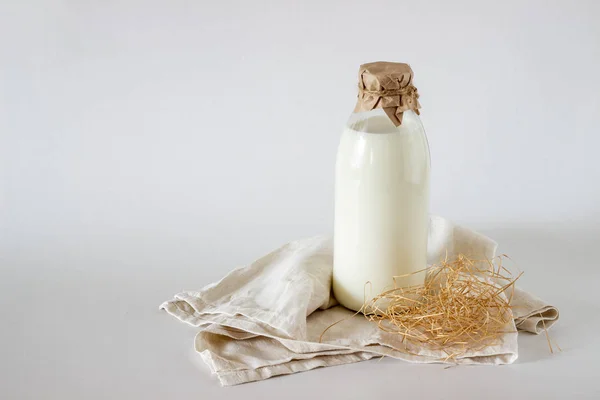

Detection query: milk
xmin=333 ymin=109 xmax=430 ymax=312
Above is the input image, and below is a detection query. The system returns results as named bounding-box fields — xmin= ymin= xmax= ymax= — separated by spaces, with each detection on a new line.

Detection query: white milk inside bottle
xmin=333 ymin=62 xmax=430 ymax=312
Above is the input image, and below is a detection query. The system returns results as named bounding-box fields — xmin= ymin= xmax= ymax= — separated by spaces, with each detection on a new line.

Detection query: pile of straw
xmin=362 ymin=254 xmax=522 ymax=360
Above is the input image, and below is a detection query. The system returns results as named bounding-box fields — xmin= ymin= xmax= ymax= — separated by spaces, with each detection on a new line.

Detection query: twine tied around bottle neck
xmin=354 ymin=62 xmax=421 ymax=126
xmin=357 ymin=85 xmax=419 ymax=98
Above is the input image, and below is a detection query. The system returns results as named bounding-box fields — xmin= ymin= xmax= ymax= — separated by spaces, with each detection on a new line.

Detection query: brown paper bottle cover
xmin=353 ymin=61 xmax=421 ymax=126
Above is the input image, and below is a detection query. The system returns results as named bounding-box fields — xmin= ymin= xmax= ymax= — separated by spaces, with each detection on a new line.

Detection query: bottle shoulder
xmin=338 ymin=109 xmax=431 ymax=170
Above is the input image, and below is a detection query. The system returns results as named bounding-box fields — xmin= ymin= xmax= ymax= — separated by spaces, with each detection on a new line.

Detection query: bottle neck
xmin=347 ymin=109 xmax=423 ymax=135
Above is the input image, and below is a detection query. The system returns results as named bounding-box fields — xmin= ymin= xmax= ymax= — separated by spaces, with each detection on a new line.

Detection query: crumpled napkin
xmin=160 ymin=216 xmax=559 ymax=386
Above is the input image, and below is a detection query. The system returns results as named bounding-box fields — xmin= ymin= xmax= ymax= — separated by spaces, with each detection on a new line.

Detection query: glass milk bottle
xmin=333 ymin=62 xmax=430 ymax=312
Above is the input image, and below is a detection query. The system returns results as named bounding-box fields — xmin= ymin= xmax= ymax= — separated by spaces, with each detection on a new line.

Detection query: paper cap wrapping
xmin=354 ymin=61 xmax=421 ymax=126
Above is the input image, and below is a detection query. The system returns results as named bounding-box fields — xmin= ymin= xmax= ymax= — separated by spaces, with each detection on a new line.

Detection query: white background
xmin=1 ymin=1 xmax=599 ymax=399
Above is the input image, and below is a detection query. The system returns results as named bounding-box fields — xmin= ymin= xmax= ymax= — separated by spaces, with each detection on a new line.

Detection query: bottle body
xmin=333 ymin=109 xmax=430 ymax=312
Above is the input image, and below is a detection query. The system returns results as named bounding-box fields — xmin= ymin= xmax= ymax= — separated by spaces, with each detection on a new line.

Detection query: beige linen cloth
xmin=160 ymin=216 xmax=559 ymax=386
